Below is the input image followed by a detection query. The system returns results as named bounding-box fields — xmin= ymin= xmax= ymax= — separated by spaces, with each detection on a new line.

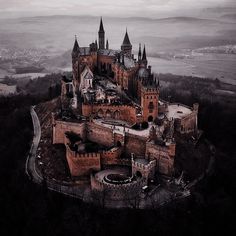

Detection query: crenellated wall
xmin=91 ymin=173 xmax=146 ymax=200
xmin=100 ymin=147 xmax=122 ymax=165
xmin=66 ymin=145 xmax=101 ymax=176
xmin=53 ymin=116 xmax=176 ymax=177
xmin=132 ymin=158 xmax=156 ymax=180
xmin=52 ymin=116 xmax=86 ymax=144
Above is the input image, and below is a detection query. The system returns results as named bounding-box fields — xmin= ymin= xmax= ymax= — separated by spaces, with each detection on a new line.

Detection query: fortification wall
xmin=125 ymin=133 xmax=147 ymax=156
xmin=91 ymin=174 xmax=146 ymax=200
xmin=132 ymin=159 xmax=156 ymax=179
xmin=86 ymin=122 xmax=114 ymax=147
xmin=145 ymin=142 xmax=175 ymax=175
xmin=66 ymin=145 xmax=101 ymax=176
xmin=52 ymin=119 xmax=86 ymax=144
xmin=82 ymin=104 xmax=137 ymax=125
xmin=100 ymin=147 xmax=122 ymax=165
xmin=179 ymin=111 xmax=197 ymax=134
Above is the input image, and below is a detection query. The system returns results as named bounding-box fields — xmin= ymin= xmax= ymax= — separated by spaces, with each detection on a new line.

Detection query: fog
xmin=0 ymin=3 xmax=236 ymax=84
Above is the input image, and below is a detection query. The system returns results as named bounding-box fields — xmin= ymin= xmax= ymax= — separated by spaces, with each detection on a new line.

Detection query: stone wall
xmin=100 ymin=147 xmax=122 ymax=165
xmin=82 ymin=104 xmax=137 ymax=125
xmin=145 ymin=142 xmax=175 ymax=175
xmin=131 ymin=159 xmax=156 ymax=180
xmin=66 ymin=145 xmax=101 ymax=176
xmin=86 ymin=122 xmax=114 ymax=147
xmin=178 ymin=111 xmax=198 ymax=134
xmin=91 ymin=173 xmax=146 ymax=200
xmin=125 ymin=133 xmax=147 ymax=156
xmin=52 ymin=117 xmax=86 ymax=144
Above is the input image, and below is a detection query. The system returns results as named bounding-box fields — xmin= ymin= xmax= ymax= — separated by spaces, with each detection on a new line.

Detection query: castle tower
xmin=72 ymin=35 xmax=80 ymax=61
xmin=98 ymin=17 xmax=105 ymax=49
xmin=141 ymin=86 xmax=159 ymax=122
xmin=121 ymin=29 xmax=132 ymax=57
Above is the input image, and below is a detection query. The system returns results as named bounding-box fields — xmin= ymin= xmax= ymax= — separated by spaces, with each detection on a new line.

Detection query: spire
xmin=73 ymin=35 xmax=79 ymax=52
xmin=142 ymin=44 xmax=147 ymax=61
xmin=106 ymin=39 xmax=109 ymax=50
xmin=99 ymin=17 xmax=104 ymax=32
xmin=98 ymin=17 xmax=105 ymax=49
xmin=122 ymin=28 xmax=131 ymax=46
xmin=138 ymin=43 xmax=142 ymax=61
xmin=72 ymin=35 xmax=80 ymax=57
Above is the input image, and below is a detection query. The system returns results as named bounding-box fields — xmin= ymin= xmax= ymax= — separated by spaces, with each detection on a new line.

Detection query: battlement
xmin=141 ymin=86 xmax=159 ymax=93
xmin=91 ymin=173 xmax=147 ymax=200
xmin=132 ymin=158 xmax=156 ymax=170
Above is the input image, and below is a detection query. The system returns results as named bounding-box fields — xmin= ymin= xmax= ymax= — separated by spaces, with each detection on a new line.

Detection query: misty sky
xmin=0 ymin=0 xmax=236 ymax=18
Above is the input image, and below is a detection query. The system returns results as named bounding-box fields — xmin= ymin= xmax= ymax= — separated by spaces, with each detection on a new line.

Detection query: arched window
xmin=114 ymin=110 xmax=120 ymax=120
xmin=105 ymin=110 xmax=112 ymax=118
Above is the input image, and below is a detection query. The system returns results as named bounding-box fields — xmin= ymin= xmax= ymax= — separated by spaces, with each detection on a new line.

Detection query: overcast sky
xmin=0 ymin=0 xmax=235 ymax=18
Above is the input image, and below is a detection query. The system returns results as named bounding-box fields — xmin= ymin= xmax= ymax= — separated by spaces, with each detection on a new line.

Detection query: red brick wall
xmin=52 ymin=120 xmax=86 ymax=144
xmin=66 ymin=145 xmax=101 ymax=177
xmin=82 ymin=104 xmax=137 ymax=125
xmin=86 ymin=122 xmax=114 ymax=147
xmin=125 ymin=133 xmax=147 ymax=157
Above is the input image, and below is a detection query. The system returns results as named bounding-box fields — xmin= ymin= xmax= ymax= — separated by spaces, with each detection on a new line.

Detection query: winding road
xmin=25 ymin=106 xmax=89 ymax=199
xmin=25 ymin=106 xmax=43 ymax=183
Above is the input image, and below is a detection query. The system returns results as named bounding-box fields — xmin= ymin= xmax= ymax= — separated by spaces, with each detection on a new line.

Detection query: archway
xmin=117 ymin=141 xmax=122 ymax=147
xmin=148 ymin=116 xmax=153 ymax=122
xmin=136 ymin=171 xmax=142 ymax=178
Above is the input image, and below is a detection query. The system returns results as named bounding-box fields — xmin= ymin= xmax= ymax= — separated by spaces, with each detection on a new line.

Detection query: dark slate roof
xmin=72 ymin=38 xmax=79 ymax=52
xmin=99 ymin=17 xmax=105 ymax=32
xmin=79 ymin=47 xmax=91 ymax=56
xmin=142 ymin=45 xmax=147 ymax=61
xmin=122 ymin=30 xmax=131 ymax=46
xmin=98 ymin=49 xmax=118 ymax=56
xmin=138 ymin=68 xmax=149 ymax=78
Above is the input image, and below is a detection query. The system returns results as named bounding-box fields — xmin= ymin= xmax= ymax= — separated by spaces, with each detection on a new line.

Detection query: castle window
xmin=147 ymin=96 xmax=149 ymax=99
xmin=148 ymin=102 xmax=154 ymax=109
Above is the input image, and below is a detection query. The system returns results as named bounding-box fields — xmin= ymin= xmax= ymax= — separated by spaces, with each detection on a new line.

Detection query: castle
xmin=52 ymin=18 xmax=199 ymax=199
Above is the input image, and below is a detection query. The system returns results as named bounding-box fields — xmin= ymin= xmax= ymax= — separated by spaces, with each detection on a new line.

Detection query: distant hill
xmin=221 ymin=14 xmax=236 ymax=20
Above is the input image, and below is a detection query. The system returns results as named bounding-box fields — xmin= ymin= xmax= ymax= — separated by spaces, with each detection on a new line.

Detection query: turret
xmin=106 ymin=39 xmax=109 ymax=50
xmin=138 ymin=43 xmax=142 ymax=62
xmin=142 ymin=44 xmax=147 ymax=67
xmin=72 ymin=35 xmax=80 ymax=60
xmin=98 ymin=17 xmax=105 ymax=49
xmin=121 ymin=29 xmax=132 ymax=57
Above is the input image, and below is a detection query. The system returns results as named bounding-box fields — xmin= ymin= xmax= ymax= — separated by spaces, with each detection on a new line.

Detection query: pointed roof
xmin=72 ymin=35 xmax=79 ymax=52
xmin=142 ymin=44 xmax=147 ymax=61
xmin=106 ymin=39 xmax=109 ymax=49
xmin=99 ymin=17 xmax=104 ymax=32
xmin=138 ymin=43 xmax=142 ymax=58
xmin=122 ymin=29 xmax=131 ymax=46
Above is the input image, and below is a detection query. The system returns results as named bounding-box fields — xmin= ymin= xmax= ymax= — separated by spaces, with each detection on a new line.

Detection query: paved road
xmin=25 ymin=106 xmax=43 ymax=183
xmin=25 ymin=106 xmax=88 ymax=199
